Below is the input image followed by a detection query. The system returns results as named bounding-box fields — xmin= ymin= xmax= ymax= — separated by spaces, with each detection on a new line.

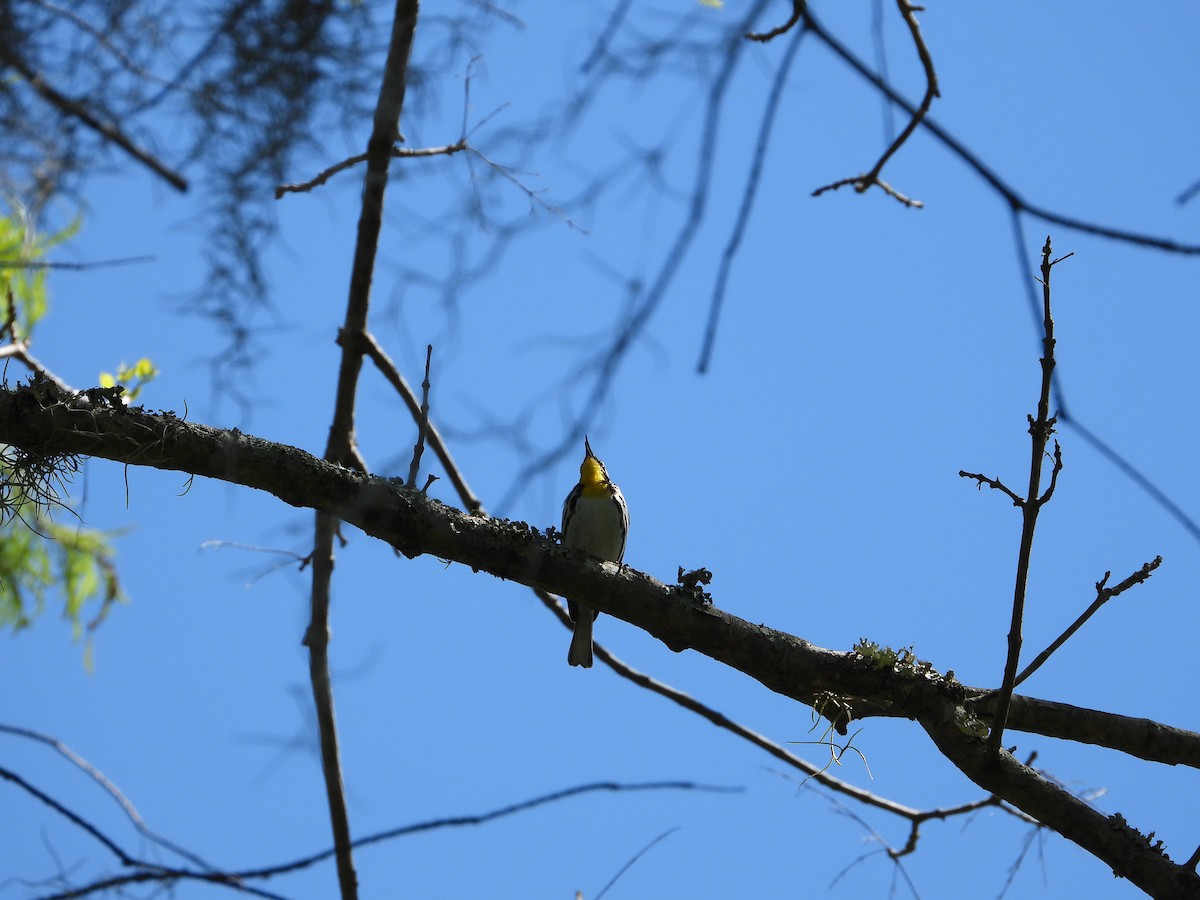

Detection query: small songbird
xmin=560 ymin=437 xmax=629 ymax=668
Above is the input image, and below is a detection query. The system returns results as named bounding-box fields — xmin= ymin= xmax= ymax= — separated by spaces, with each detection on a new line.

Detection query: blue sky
xmin=5 ymin=2 xmax=1200 ymax=898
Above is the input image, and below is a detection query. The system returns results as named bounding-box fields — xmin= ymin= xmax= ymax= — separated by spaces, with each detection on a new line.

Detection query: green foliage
xmin=0 ymin=205 xmax=80 ymax=337
xmin=0 ymin=504 xmax=123 ymax=647
xmin=99 ymin=357 xmax=159 ymax=401
xmin=0 ymin=210 xmax=126 ymax=662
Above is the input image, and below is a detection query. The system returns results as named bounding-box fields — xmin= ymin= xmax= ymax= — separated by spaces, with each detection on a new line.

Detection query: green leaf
xmin=98 ymin=357 xmax=159 ymax=401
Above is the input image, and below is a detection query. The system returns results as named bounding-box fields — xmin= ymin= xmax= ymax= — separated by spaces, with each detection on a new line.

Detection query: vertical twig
xmin=987 ymin=236 xmax=1069 ymax=754
xmin=304 ymin=3 xmax=421 ymax=899
xmin=406 ymin=345 xmax=433 ymax=488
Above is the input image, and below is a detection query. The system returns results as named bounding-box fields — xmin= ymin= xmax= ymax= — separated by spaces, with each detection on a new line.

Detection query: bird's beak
xmin=584 ymin=435 xmax=595 ymax=459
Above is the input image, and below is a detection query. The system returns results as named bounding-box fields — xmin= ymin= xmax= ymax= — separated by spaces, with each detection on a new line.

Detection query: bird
xmin=560 ymin=437 xmax=629 ymax=668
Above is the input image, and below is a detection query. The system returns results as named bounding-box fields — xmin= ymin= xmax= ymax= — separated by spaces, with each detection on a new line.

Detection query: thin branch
xmin=0 ymin=255 xmax=155 ymax=271
xmin=697 ymin=19 xmax=806 ymax=373
xmin=26 ymin=775 xmax=704 ymax=898
xmin=1037 ymin=440 xmax=1063 ymax=505
xmin=223 ymin=782 xmax=732 ymax=884
xmin=405 ymin=345 xmax=433 ymax=488
xmin=359 ymin=331 xmax=483 ymax=512
xmin=1 ymin=764 xmax=134 ymax=865
xmin=1014 ymin=556 xmax=1162 ymax=688
xmin=869 ymin=0 xmax=897 ymax=143
xmin=497 ymin=0 xmax=767 ymax=510
xmin=275 ymin=140 xmax=468 ymax=198
xmin=0 ymin=724 xmax=213 ymax=871
xmin=1009 ymin=194 xmax=1200 ymax=554
xmin=958 ymin=470 xmax=1024 ymax=507
xmin=987 ymin=237 xmax=1066 ymax=755
xmin=593 ymin=827 xmax=680 ymax=900
xmin=1176 ymin=176 xmax=1200 ymax=207
xmin=819 ymin=788 xmax=920 ymax=895
xmin=0 ymin=48 xmax=187 ymax=193
xmin=535 ymin=589 xmax=923 ymax=818
xmin=581 ymin=0 xmax=636 ymax=73
xmin=465 ymin=146 xmax=582 ymax=230
xmin=800 ymin=8 xmax=1200 ymax=255
xmin=811 ymin=0 xmax=939 ymax=207
xmin=27 ymin=0 xmax=178 ymax=91
xmin=0 ymin=298 xmax=75 ymax=393
xmin=1061 ymin=414 xmax=1200 ymax=543
xmin=746 ymin=0 xmax=803 ymax=42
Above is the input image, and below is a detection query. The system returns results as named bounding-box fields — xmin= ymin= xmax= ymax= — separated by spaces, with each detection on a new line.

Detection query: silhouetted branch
xmin=800 ymin=8 xmax=1200 ymax=254
xmin=0 ymin=723 xmax=213 ymax=871
xmin=1014 ymin=556 xmax=1162 ymax=689
xmin=697 ymin=20 xmax=807 ymax=373
xmin=811 ymin=0 xmax=939 ymax=207
xmin=406 ymin=345 xmax=434 ymax=488
xmin=0 ymin=47 xmax=187 ymax=193
xmin=305 ymin=3 xmax=422 ymax=898
xmin=17 ymin=771 xmax=710 ymax=899
xmin=275 ymin=140 xmax=469 ymax=198
xmin=985 ymin=237 xmax=1067 ymax=755
xmin=359 ymin=330 xmax=484 ymax=513
xmin=0 ymin=256 xmax=154 ymax=271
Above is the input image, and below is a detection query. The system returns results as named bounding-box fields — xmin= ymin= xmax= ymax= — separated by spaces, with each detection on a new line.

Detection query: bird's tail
xmin=567 ymin=604 xmax=594 ymax=668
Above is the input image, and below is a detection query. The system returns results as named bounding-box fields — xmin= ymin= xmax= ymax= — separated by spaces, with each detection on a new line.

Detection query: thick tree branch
xmin=0 ymin=384 xmax=1196 ymax=756
xmin=922 ymin=714 xmax=1197 ymax=899
xmin=2 ymin=386 xmax=1199 ymax=896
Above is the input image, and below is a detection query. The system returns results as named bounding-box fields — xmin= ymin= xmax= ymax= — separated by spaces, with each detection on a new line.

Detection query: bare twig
xmin=19 ymin=771 xmax=705 ymax=898
xmin=534 ymin=588 xmax=923 ymax=819
xmin=986 ymin=237 xmax=1068 ymax=755
xmin=0 ymin=725 xmax=212 ymax=871
xmin=811 ymin=0 xmax=939 ymax=207
xmin=1176 ymin=176 xmax=1200 ymax=207
xmin=406 ymin=345 xmax=433 ymax=488
xmin=276 ymin=140 xmax=468 ymax=198
xmin=0 ymin=764 xmax=288 ymax=898
xmin=593 ymin=827 xmax=679 ymax=900
xmin=0 ymin=255 xmax=154 ymax=271
xmin=697 ymin=19 xmax=806 ymax=373
xmin=1013 ymin=556 xmax=1162 ymax=688
xmin=28 ymin=0 xmax=177 ymax=91
xmin=0 ymin=47 xmax=187 ymax=193
xmin=800 ymin=8 xmax=1200 ymax=255
xmin=465 ymin=146 xmax=581 ymax=230
xmin=958 ymin=470 xmax=1024 ymax=507
xmin=0 ymin=290 xmax=75 ymax=391
xmin=746 ymin=0 xmax=803 ymax=42
xmin=359 ymin=331 xmax=483 ymax=513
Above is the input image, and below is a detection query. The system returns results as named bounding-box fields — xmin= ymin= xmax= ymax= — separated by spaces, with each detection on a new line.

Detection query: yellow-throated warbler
xmin=561 ymin=437 xmax=629 ymax=668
